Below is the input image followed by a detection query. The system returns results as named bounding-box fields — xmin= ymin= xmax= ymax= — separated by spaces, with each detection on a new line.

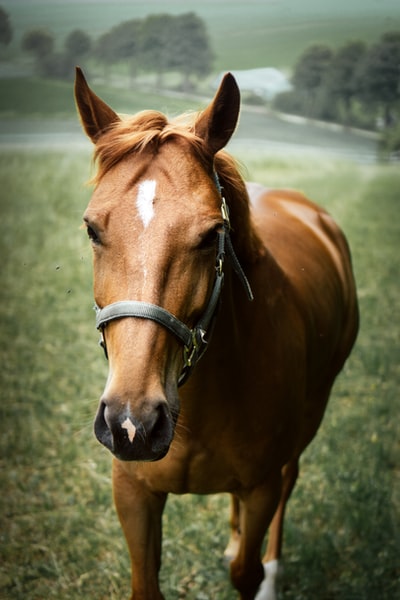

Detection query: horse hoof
xmin=254 ymin=560 xmax=282 ymax=600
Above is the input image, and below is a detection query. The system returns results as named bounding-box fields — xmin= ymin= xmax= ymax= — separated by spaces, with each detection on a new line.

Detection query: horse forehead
xmin=136 ymin=179 xmax=157 ymax=228
xmin=90 ymin=148 xmax=215 ymax=218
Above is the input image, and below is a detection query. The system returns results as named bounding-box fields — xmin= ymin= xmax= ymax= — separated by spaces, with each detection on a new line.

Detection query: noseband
xmin=94 ymin=174 xmax=253 ymax=386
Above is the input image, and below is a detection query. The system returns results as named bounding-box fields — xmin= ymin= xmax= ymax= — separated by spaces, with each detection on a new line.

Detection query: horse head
xmin=75 ymin=68 xmax=240 ymax=461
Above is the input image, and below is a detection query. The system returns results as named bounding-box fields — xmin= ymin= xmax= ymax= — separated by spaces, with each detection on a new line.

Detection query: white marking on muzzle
xmin=121 ymin=417 xmax=137 ymax=443
xmin=136 ymin=179 xmax=156 ymax=228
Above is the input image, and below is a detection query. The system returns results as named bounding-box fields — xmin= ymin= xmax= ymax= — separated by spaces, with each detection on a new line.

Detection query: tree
xmin=357 ymin=31 xmax=400 ymax=127
xmin=94 ymin=19 xmax=141 ymax=82
xmin=140 ymin=14 xmax=175 ymax=87
xmin=21 ymin=28 xmax=54 ymax=60
xmin=93 ymin=13 xmax=213 ymax=88
xmin=326 ymin=40 xmax=367 ymax=125
xmin=292 ymin=44 xmax=333 ymax=117
xmin=94 ymin=30 xmax=114 ymax=78
xmin=170 ymin=13 xmax=214 ymax=90
xmin=0 ymin=5 xmax=12 ymax=47
xmin=63 ymin=29 xmax=92 ymax=78
xmin=379 ymin=122 xmax=400 ymax=159
xmin=65 ymin=29 xmax=91 ymax=60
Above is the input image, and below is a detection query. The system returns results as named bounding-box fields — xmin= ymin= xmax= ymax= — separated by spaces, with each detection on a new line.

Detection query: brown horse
xmin=75 ymin=67 xmax=358 ymax=600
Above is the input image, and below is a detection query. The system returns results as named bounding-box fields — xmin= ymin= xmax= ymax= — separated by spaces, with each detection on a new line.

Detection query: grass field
xmin=0 ymin=148 xmax=399 ymax=599
xmin=0 ymin=77 xmax=196 ymax=119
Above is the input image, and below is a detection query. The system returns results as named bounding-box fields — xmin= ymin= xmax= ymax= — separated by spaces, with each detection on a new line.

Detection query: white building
xmin=213 ymin=68 xmax=292 ymax=101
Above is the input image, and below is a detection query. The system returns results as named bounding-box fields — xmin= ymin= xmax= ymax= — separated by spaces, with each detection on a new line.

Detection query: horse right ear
xmin=74 ymin=67 xmax=120 ymax=143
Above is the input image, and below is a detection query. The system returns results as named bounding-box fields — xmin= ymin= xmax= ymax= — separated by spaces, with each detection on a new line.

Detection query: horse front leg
xmin=230 ymin=472 xmax=282 ymax=600
xmin=256 ymin=459 xmax=299 ymax=600
xmin=112 ymin=460 xmax=167 ymax=600
xmin=224 ymin=494 xmax=241 ymax=561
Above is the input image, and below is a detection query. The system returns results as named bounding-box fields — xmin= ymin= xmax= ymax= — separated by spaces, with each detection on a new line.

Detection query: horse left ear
xmin=74 ymin=66 xmax=120 ymax=143
xmin=194 ymin=73 xmax=240 ymax=155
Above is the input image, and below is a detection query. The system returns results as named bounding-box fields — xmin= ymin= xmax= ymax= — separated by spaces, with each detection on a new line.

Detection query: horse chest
xmin=137 ymin=408 xmax=295 ymax=495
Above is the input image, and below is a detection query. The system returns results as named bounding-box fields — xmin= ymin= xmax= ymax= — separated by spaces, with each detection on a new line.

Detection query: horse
xmin=74 ymin=67 xmax=359 ymax=600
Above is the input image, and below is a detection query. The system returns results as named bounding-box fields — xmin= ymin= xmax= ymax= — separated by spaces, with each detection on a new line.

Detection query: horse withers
xmin=74 ymin=67 xmax=358 ymax=600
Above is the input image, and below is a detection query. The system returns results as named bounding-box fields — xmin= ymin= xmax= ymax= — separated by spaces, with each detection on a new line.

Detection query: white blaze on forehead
xmin=136 ymin=179 xmax=156 ymax=228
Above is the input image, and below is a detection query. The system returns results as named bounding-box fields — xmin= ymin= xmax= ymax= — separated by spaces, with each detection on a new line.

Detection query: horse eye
xmin=198 ymin=225 xmax=221 ymax=251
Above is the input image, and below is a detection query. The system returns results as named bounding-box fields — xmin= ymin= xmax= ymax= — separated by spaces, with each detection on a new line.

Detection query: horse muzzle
xmin=94 ymin=396 xmax=174 ymax=461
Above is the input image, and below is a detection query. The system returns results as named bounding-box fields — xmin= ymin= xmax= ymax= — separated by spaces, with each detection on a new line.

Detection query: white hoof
xmin=254 ymin=560 xmax=281 ymax=600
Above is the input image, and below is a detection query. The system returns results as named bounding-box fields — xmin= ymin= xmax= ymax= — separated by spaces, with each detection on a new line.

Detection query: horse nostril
xmin=151 ymin=401 xmax=170 ymax=439
xmin=94 ymin=401 xmax=114 ymax=452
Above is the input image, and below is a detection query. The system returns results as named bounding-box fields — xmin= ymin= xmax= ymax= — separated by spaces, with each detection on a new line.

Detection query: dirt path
xmin=0 ymin=109 xmax=378 ymax=163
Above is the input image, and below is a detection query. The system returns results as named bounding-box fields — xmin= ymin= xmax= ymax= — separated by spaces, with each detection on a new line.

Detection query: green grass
xmin=0 ymin=150 xmax=399 ymax=599
xmin=0 ymin=77 xmax=201 ymax=119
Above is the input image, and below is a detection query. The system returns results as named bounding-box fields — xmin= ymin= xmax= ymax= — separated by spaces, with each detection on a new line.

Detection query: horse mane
xmin=93 ymin=109 xmax=264 ymax=263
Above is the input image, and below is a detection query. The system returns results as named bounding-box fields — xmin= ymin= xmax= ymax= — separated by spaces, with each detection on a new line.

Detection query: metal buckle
xmin=216 ymin=257 xmax=224 ymax=277
xmin=221 ymin=196 xmax=230 ymax=228
xmin=183 ymin=328 xmax=207 ymax=368
xmin=98 ymin=330 xmax=108 ymax=360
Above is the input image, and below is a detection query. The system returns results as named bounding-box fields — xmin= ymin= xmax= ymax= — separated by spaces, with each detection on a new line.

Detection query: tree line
xmin=274 ymin=32 xmax=400 ymax=131
xmin=1 ymin=5 xmax=398 ymax=156
xmin=272 ymin=31 xmax=400 ymax=158
xmin=18 ymin=12 xmax=213 ymax=91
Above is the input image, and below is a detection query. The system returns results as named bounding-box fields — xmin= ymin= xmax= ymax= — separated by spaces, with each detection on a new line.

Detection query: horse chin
xmin=113 ymin=443 xmax=171 ymax=463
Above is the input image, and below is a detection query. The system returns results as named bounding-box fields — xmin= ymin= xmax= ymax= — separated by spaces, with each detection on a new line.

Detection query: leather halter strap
xmin=94 ymin=175 xmax=253 ymax=386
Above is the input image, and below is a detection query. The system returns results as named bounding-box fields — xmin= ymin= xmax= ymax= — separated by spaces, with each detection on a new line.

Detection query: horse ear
xmin=194 ymin=73 xmax=240 ymax=155
xmin=74 ymin=66 xmax=120 ymax=142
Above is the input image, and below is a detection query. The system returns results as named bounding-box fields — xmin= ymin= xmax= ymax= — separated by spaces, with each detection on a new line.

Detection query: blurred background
xmin=1 ymin=1 xmax=399 ymax=599
xmin=1 ymin=0 xmax=399 ymax=159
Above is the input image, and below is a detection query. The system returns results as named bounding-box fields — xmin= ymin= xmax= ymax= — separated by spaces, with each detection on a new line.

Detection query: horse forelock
xmin=91 ymin=110 xmax=208 ymax=184
xmin=90 ymin=108 xmax=264 ymax=264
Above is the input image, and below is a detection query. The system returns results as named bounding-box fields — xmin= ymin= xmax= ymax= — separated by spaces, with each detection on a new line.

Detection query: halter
xmin=94 ymin=174 xmax=253 ymax=386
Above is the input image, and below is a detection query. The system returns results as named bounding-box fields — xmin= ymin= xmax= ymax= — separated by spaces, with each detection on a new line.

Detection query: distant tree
xmin=170 ymin=12 xmax=214 ymax=90
xmin=292 ymin=44 xmax=333 ymax=116
xmin=65 ymin=29 xmax=91 ymax=60
xmin=63 ymin=29 xmax=92 ymax=77
xmin=94 ymin=19 xmax=141 ymax=82
xmin=0 ymin=5 xmax=12 ymax=47
xmin=326 ymin=40 xmax=367 ymax=125
xmin=93 ymin=30 xmax=114 ymax=78
xmin=379 ymin=122 xmax=400 ymax=159
xmin=357 ymin=31 xmax=400 ymax=127
xmin=140 ymin=14 xmax=175 ymax=87
xmin=21 ymin=28 xmax=54 ymax=60
xmin=94 ymin=13 xmax=213 ymax=89
xmin=40 ymin=52 xmax=71 ymax=79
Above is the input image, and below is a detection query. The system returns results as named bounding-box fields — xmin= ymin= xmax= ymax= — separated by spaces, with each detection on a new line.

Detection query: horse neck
xmin=216 ymin=153 xmax=264 ymax=266
xmin=216 ymin=157 xmax=287 ymax=330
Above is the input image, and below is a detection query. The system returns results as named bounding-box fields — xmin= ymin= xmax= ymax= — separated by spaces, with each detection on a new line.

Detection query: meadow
xmin=0 ymin=147 xmax=399 ymax=599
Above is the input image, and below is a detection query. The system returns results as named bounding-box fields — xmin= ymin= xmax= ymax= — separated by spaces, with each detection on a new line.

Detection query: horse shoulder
xmin=247 ymin=182 xmax=358 ymax=384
